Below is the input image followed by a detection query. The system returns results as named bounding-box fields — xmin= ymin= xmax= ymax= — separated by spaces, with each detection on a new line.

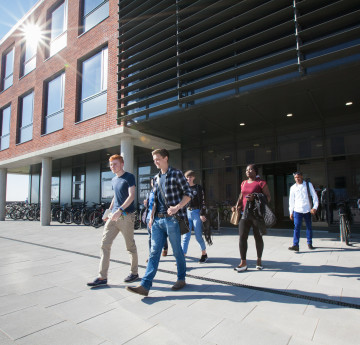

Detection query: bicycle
xmin=89 ymin=202 xmax=110 ymax=228
xmin=338 ymin=201 xmax=351 ymax=245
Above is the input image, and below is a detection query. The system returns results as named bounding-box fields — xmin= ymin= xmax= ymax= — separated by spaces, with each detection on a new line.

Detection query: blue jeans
xmin=147 ymin=221 xmax=168 ymax=252
xmin=182 ymin=209 xmax=206 ymax=254
xmin=293 ymin=211 xmax=313 ymax=246
xmin=141 ymin=216 xmax=186 ymax=290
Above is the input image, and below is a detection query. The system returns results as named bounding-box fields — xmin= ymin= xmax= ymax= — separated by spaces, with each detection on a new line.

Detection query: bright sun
xmin=22 ymin=23 xmax=45 ymax=49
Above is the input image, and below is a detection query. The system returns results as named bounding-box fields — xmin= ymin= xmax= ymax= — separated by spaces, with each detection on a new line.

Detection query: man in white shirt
xmin=288 ymin=172 xmax=319 ymax=251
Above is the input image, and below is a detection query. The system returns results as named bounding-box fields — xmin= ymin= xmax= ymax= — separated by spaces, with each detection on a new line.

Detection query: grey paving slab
xmin=203 ymin=317 xmax=291 ymax=345
xmin=22 ymin=286 xmax=79 ymax=308
xmin=0 ymin=330 xmax=16 ymax=345
xmin=243 ymin=304 xmax=319 ymax=341
xmin=79 ymin=308 xmax=154 ymax=345
xmin=125 ymin=324 xmax=216 ymax=345
xmin=47 ymin=295 xmax=116 ymax=324
xmin=0 ymin=294 xmax=37 ymax=316
xmin=0 ymin=305 xmax=64 ymax=340
xmin=16 ymin=321 xmax=106 ymax=345
xmin=148 ymin=303 xmax=223 ymax=340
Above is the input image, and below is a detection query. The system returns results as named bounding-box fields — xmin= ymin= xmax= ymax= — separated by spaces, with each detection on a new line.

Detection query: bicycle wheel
xmin=133 ymin=212 xmax=140 ymax=230
xmin=89 ymin=211 xmax=104 ymax=228
xmin=52 ymin=208 xmax=60 ymax=222
xmin=72 ymin=210 xmax=82 ymax=225
xmin=64 ymin=210 xmax=72 ymax=224
xmin=83 ymin=210 xmax=91 ymax=226
xmin=26 ymin=209 xmax=35 ymax=221
xmin=35 ymin=208 xmax=40 ymax=221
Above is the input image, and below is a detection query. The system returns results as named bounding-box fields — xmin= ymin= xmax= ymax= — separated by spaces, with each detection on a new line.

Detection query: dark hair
xmin=293 ymin=171 xmax=303 ymax=176
xmin=247 ymin=164 xmax=259 ymax=175
xmin=151 ymin=148 xmax=169 ymax=159
xmin=184 ymin=170 xmax=195 ymax=178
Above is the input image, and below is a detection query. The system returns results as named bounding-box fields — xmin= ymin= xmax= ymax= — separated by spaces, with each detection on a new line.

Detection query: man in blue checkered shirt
xmin=127 ymin=149 xmax=192 ymax=296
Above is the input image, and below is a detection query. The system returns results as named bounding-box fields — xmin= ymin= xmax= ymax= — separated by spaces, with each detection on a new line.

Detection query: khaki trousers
xmin=99 ymin=213 xmax=138 ymax=279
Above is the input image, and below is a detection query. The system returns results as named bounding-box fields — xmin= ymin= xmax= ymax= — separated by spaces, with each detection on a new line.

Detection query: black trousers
xmin=238 ymin=218 xmax=264 ymax=260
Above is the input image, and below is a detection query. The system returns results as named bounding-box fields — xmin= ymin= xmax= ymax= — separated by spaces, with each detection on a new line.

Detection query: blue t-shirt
xmin=111 ymin=172 xmax=136 ymax=213
xmin=156 ymin=173 xmax=168 ymax=214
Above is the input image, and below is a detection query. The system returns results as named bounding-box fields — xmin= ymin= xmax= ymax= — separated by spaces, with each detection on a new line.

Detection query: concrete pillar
xmin=40 ymin=157 xmax=52 ymax=226
xmin=0 ymin=168 xmax=7 ymax=221
xmin=121 ymin=137 xmax=134 ymax=174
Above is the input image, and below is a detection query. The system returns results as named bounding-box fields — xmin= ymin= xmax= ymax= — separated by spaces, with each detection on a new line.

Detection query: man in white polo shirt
xmin=288 ymin=172 xmax=318 ymax=251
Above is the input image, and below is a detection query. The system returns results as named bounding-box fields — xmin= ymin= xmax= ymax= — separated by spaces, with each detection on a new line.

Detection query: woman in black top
xmin=182 ymin=170 xmax=209 ymax=263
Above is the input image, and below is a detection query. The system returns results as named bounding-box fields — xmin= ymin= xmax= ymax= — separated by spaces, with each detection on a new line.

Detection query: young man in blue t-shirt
xmin=87 ymin=154 xmax=139 ymax=287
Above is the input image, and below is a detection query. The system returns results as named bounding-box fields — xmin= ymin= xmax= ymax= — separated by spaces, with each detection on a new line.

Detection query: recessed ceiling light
xmin=253 ymin=144 xmax=260 ymax=147
xmin=346 ymin=102 xmax=353 ymax=106
xmin=239 ymin=123 xmax=245 ymax=126
xmin=286 ymin=113 xmax=293 ymax=117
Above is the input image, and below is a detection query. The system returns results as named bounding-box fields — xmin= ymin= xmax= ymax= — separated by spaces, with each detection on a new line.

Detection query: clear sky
xmin=1 ymin=0 xmax=37 ymax=201
xmin=0 ymin=0 xmax=39 ymax=40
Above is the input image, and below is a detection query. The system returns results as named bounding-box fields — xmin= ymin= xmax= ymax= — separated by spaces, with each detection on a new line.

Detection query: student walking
xmin=126 ymin=149 xmax=192 ymax=296
xmin=288 ymin=172 xmax=318 ymax=251
xmin=232 ymin=164 xmax=271 ymax=272
xmin=182 ymin=170 xmax=209 ymax=263
xmin=87 ymin=154 xmax=139 ymax=287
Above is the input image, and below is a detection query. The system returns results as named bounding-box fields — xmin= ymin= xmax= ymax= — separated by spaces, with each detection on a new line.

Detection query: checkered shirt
xmin=153 ymin=166 xmax=192 ymax=219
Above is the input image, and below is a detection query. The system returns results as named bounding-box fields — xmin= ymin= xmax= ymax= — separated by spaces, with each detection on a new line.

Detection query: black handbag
xmin=158 ymin=181 xmax=190 ymax=235
xmin=264 ymin=204 xmax=276 ymax=228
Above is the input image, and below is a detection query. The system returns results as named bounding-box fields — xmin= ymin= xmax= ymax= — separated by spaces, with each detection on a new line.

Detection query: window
xmin=51 ymin=173 xmax=60 ymax=202
xmin=79 ymin=46 xmax=108 ymax=121
xmin=101 ymin=162 xmax=113 ymax=200
xmin=49 ymin=1 xmax=68 ymax=56
xmin=21 ymin=38 xmax=37 ymax=77
xmin=72 ymin=167 xmax=85 ymax=202
xmin=19 ymin=92 xmax=34 ymax=144
xmin=0 ymin=105 xmax=11 ymax=150
xmin=44 ymin=72 xmax=65 ymax=134
xmin=2 ymin=48 xmax=14 ymax=90
xmin=82 ymin=0 xmax=109 ymax=33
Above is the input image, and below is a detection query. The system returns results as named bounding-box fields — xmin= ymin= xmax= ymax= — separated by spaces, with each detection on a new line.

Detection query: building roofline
xmin=0 ymin=0 xmax=44 ymax=45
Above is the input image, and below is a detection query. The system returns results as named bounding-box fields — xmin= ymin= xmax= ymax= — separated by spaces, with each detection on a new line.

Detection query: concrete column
xmin=40 ymin=157 xmax=52 ymax=226
xmin=0 ymin=168 xmax=7 ymax=221
xmin=121 ymin=137 xmax=134 ymax=174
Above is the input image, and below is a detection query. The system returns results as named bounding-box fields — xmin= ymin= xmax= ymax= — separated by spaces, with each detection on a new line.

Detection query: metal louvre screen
xmin=117 ymin=0 xmax=360 ymax=122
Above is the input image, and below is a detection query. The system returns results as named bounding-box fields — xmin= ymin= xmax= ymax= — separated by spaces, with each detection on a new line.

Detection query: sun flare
xmin=21 ymin=23 xmax=45 ymax=49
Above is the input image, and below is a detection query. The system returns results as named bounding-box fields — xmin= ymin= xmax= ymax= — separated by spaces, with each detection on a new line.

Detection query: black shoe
xmin=288 ymin=245 xmax=299 ymax=252
xmin=308 ymin=244 xmax=315 ymax=250
xmin=199 ymin=254 xmax=208 ymax=263
xmin=87 ymin=277 xmax=107 ymax=287
xmin=124 ymin=273 xmax=139 ymax=283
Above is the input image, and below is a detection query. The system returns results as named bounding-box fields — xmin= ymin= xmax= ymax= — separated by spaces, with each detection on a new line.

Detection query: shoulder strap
xmin=305 ymin=180 xmax=314 ymax=209
xmin=158 ymin=179 xmax=169 ymax=209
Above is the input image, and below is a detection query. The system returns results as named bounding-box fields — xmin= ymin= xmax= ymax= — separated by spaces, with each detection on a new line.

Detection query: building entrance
xmin=263 ymin=163 xmax=297 ymax=220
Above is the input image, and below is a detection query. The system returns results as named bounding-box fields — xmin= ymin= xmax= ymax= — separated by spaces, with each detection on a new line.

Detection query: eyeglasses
xmin=293 ymin=172 xmax=303 ymax=176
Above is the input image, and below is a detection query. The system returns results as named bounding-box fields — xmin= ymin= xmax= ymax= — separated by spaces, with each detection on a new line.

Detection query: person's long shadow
xmin=93 ymin=278 xmax=360 ymax=309
xmin=139 ymin=280 xmax=360 ymax=309
xmin=190 ymin=255 xmax=360 ymax=278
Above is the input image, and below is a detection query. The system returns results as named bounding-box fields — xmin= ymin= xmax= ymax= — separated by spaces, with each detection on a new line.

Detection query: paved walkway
xmin=0 ymin=221 xmax=359 ymax=345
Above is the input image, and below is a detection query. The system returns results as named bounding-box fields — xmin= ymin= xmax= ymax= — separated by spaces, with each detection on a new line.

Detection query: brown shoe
xmin=171 ymin=280 xmax=186 ymax=291
xmin=162 ymin=249 xmax=167 ymax=256
xmin=126 ymin=285 xmax=149 ymax=296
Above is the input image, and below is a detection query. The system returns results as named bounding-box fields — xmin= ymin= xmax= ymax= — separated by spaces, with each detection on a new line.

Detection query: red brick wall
xmin=0 ymin=0 xmax=119 ymax=161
